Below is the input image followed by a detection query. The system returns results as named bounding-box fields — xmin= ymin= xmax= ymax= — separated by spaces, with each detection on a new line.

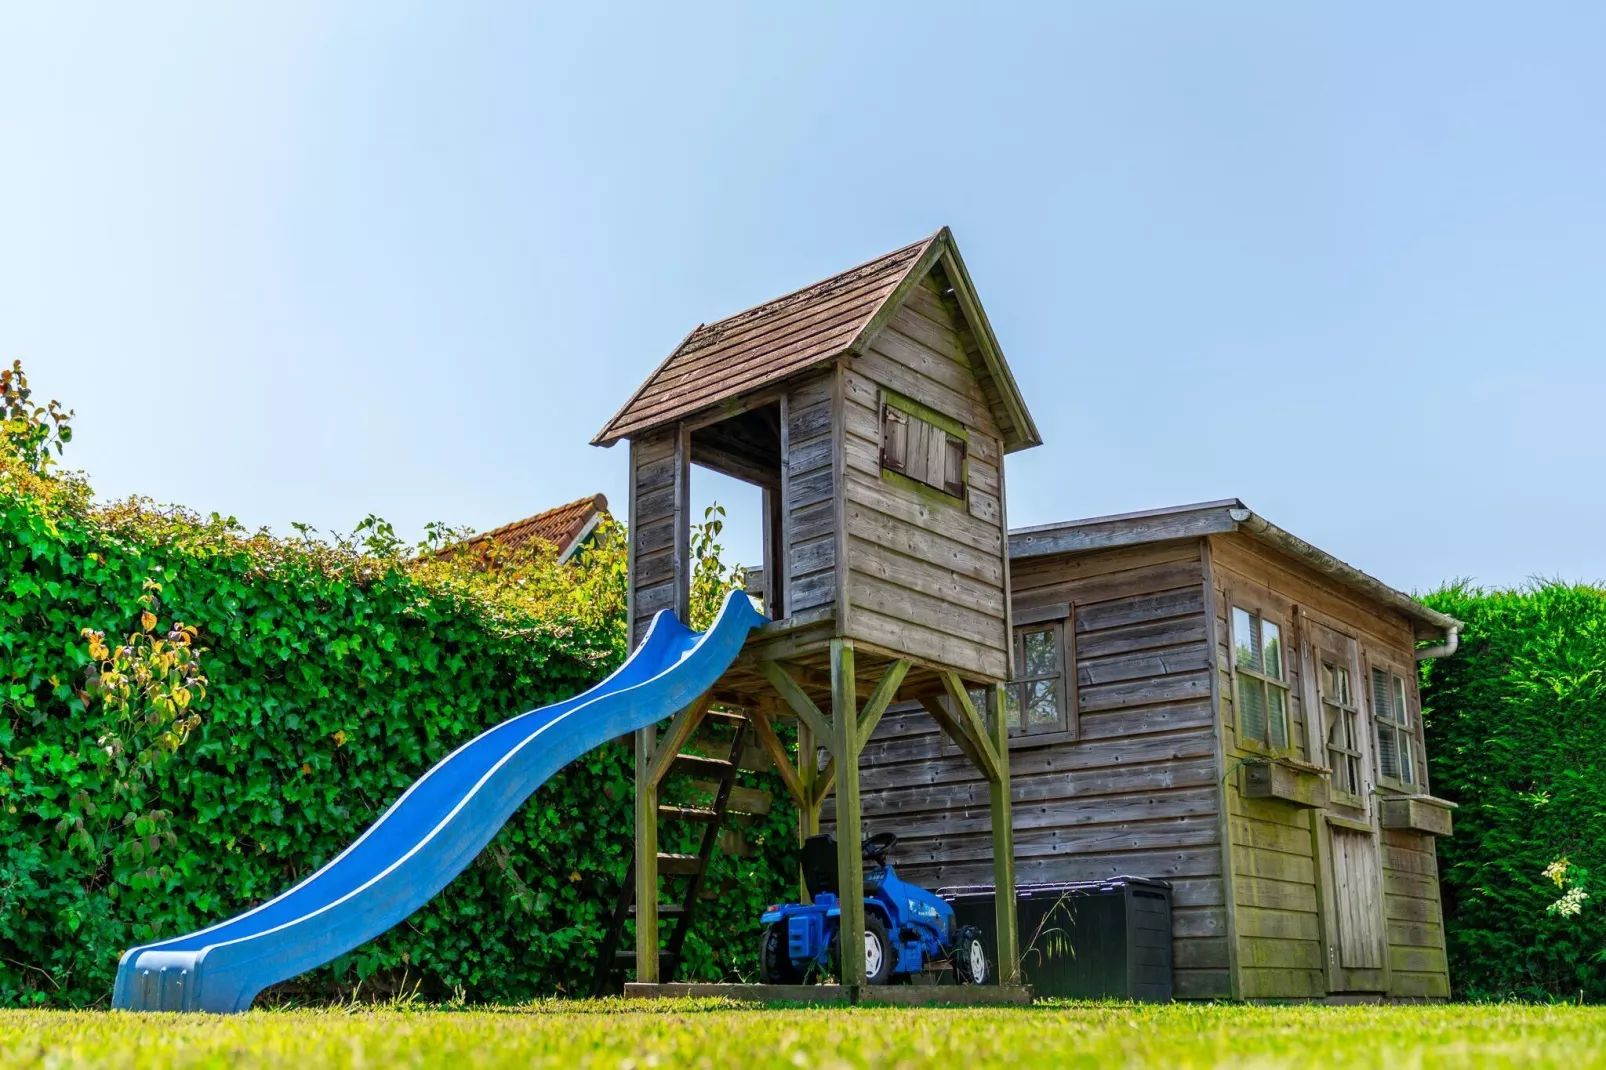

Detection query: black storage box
xmin=940 ymin=877 xmax=1173 ymax=1001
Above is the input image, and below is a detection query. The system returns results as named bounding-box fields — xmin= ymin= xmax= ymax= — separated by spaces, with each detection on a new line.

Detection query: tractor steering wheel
xmin=861 ymin=831 xmax=899 ymax=866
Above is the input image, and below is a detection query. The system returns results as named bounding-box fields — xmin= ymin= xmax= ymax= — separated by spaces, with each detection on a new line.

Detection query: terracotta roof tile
xmin=593 ymin=234 xmax=937 ymax=445
xmin=437 ymin=494 xmax=609 ymax=562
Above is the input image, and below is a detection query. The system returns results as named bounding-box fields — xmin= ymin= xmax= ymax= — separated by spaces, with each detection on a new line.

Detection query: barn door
xmin=1303 ymin=618 xmax=1388 ymax=992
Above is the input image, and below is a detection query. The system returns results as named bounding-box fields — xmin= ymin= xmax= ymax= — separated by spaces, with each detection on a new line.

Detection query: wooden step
xmin=702 ymin=710 xmax=748 ymax=727
xmin=670 ymin=754 xmax=734 ymax=778
xmin=657 ymin=852 xmax=702 ymax=876
xmin=658 ymin=804 xmax=720 ymax=824
xmin=690 ymin=781 xmax=773 ymax=816
xmin=629 ymin=903 xmax=688 ymax=918
xmin=613 ymin=949 xmax=681 ymax=963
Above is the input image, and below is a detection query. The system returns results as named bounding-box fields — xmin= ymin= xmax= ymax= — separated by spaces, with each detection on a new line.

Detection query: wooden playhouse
xmin=590 ymin=230 xmax=1460 ymax=1001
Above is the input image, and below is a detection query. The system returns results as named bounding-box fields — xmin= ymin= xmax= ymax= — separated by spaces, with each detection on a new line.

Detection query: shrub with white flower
xmin=1544 ymin=858 xmax=1592 ymax=918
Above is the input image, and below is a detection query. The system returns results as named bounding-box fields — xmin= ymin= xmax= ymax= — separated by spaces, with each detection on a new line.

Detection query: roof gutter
xmin=1225 ymin=506 xmax=1463 ymax=660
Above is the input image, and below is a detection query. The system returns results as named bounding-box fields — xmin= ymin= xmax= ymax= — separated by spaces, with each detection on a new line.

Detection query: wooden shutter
xmin=880 ymin=405 xmax=907 ymax=473
xmin=942 ymin=434 xmax=966 ymax=498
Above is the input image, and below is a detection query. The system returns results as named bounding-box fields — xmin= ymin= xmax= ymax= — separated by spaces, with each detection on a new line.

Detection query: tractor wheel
xmin=759 ymin=922 xmax=803 ymax=984
xmin=831 ymin=916 xmax=894 ymax=986
xmin=952 ymin=925 xmax=989 ymax=985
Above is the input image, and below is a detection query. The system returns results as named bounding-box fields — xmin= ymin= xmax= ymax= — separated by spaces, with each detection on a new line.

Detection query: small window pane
xmin=1233 ymin=608 xmax=1259 ymax=671
xmin=1268 ymin=684 xmax=1288 ymax=748
xmin=1026 ymin=680 xmax=1061 ymax=726
xmin=1003 ymin=684 xmax=1022 ymax=730
xmin=1261 ymin=620 xmax=1283 ymax=681
xmin=1022 ymin=629 xmax=1058 ymax=676
xmin=1377 ymin=722 xmax=1399 ymax=780
xmin=1371 ymin=667 xmax=1392 ymax=722
xmin=1392 ymin=675 xmax=1410 ymax=729
xmin=1335 ymin=665 xmax=1351 ymax=706
xmin=1240 ymin=677 xmax=1268 ymax=743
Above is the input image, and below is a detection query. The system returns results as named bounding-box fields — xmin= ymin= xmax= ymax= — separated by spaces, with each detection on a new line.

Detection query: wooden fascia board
xmin=1010 ymin=507 xmax=1239 ymax=559
xmin=931 ymin=236 xmax=1042 ymax=452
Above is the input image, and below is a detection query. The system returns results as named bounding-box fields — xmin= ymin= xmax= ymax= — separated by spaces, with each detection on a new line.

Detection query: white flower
xmin=1548 ymin=887 xmax=1590 ymax=917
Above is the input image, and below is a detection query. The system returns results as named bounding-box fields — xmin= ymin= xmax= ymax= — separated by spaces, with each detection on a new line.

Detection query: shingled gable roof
xmin=591 ymin=228 xmax=1042 ymax=452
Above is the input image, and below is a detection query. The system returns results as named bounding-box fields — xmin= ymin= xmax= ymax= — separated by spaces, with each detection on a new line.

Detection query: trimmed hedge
xmin=1421 ymin=583 xmax=1606 ymax=1001
xmin=0 ymin=490 xmax=796 ymax=1007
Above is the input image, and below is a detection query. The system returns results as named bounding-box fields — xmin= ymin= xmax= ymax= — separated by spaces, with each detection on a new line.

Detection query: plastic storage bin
xmin=940 ymin=876 xmax=1173 ymax=1001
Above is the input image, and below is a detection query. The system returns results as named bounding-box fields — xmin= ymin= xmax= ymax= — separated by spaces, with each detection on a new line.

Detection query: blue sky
xmin=4 ymin=3 xmax=1602 ymax=592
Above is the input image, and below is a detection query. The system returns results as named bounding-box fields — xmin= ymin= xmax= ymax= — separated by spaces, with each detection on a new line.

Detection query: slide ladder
xmin=591 ymin=709 xmax=751 ymax=993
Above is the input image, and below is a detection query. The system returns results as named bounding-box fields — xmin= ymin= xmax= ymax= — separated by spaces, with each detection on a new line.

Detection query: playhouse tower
xmin=592 ymin=228 xmax=1040 ymax=990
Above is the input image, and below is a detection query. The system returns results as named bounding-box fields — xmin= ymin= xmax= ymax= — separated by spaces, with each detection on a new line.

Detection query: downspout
xmin=1415 ymin=625 xmax=1459 ymax=662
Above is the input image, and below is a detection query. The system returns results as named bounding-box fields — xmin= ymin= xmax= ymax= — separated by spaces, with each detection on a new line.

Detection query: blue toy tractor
xmin=759 ymin=832 xmax=990 ymax=985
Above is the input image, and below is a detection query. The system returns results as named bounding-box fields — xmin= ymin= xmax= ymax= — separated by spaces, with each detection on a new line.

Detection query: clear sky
xmin=5 ymin=4 xmax=1602 ymax=593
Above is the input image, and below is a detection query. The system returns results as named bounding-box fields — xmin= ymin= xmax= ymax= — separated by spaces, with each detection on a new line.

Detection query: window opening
xmin=1232 ymin=606 xmax=1290 ymax=750
xmin=1371 ymin=666 xmax=1416 ymax=788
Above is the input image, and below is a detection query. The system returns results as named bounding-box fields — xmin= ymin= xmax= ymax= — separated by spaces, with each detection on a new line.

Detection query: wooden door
xmin=1302 ymin=617 xmax=1388 ymax=992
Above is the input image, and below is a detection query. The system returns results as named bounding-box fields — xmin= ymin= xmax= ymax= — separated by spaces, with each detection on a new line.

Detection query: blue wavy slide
xmin=112 ymin=590 xmax=766 ymax=1013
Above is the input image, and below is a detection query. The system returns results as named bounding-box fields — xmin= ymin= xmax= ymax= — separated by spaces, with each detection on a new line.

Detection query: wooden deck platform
xmin=622 ymin=982 xmax=1033 ymax=1006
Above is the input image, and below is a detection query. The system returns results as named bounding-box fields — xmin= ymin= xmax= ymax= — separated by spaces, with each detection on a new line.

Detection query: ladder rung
xmin=614 ymin=949 xmax=681 ymax=963
xmin=658 ymin=805 xmax=720 ymax=823
xmin=671 ymin=754 xmax=734 ymax=777
xmin=702 ymin=710 xmax=748 ymax=727
xmin=657 ymin=852 xmax=702 ymax=876
xmin=629 ymin=903 xmax=688 ymax=917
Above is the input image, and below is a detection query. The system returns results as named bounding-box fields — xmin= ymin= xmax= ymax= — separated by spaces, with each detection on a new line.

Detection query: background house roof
xmin=1010 ymin=499 xmax=1462 ymax=642
xmin=592 ymin=228 xmax=1040 ymax=451
xmin=437 ymin=493 xmax=609 ymax=563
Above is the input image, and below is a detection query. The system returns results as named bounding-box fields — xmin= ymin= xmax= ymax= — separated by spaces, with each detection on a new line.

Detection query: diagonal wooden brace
xmin=747 ymin=704 xmax=810 ymax=811
xmin=645 ymin=692 xmax=713 ymax=787
xmin=758 ymin=660 xmax=836 ymax=757
xmin=941 ymin=671 xmax=1003 ymax=784
xmin=855 ymin=659 xmax=911 ymax=750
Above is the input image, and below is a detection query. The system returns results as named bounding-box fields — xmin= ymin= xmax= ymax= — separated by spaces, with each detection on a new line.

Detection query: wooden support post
xmin=632 ymin=692 xmax=710 ymax=985
xmin=796 ymin=717 xmax=818 ymax=903
xmin=633 ymin=725 xmax=659 ymax=983
xmin=830 ymin=640 xmax=866 ymax=988
xmin=988 ymin=681 xmax=1020 ymax=985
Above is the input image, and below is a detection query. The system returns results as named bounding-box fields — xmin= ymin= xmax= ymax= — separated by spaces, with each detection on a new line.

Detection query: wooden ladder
xmin=591 ymin=710 xmax=750 ymax=995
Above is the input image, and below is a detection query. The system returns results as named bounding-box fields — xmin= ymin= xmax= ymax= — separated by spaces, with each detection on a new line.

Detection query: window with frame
xmin=1319 ymin=654 xmax=1364 ymax=803
xmin=1370 ymin=666 xmax=1416 ymax=789
xmin=880 ymin=398 xmax=966 ymax=499
xmin=961 ymin=615 xmax=1074 ymax=746
xmin=1232 ymin=606 xmax=1290 ymax=750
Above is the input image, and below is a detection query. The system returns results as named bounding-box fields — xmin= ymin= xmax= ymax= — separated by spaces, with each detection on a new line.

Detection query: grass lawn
xmin=5 ymin=999 xmax=1606 ymax=1069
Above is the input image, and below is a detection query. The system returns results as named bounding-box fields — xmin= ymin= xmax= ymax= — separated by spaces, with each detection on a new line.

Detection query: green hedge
xmin=0 ymin=492 xmax=797 ymax=1007
xmin=1420 ymin=583 xmax=1606 ymax=1001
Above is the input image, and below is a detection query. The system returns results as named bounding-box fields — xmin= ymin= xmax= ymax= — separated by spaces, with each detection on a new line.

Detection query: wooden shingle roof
xmin=592 ymin=228 xmax=1040 ymax=451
